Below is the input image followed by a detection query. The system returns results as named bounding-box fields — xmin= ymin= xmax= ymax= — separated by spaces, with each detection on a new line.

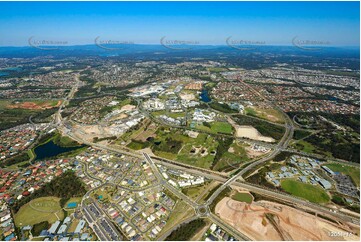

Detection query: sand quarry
xmin=227 ymin=117 xmax=275 ymax=143
xmin=235 ymin=125 xmax=275 ymax=143
xmin=215 ymin=197 xmax=360 ymax=241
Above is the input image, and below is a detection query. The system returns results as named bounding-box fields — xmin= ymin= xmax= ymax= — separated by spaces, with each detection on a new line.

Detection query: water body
xmin=0 ymin=72 xmax=9 ymax=77
xmin=34 ymin=140 xmax=83 ymax=161
xmin=200 ymin=89 xmax=211 ymax=102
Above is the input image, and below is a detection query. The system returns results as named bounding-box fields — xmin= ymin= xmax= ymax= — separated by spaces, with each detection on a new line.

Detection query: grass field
xmin=182 ymin=183 xmax=210 ymax=200
xmin=208 ymin=67 xmax=228 ymax=73
xmin=175 ymin=133 xmax=219 ymax=169
xmin=245 ymin=106 xmax=284 ymax=123
xmin=231 ymin=192 xmax=253 ymax=204
xmin=212 ymin=142 xmax=249 ymax=171
xmin=195 ymin=121 xmax=233 ymax=135
xmin=127 ymin=140 xmax=150 ymax=150
xmin=152 ymin=110 xmax=186 ymax=119
xmin=325 ymin=163 xmax=360 ymax=187
xmin=292 ymin=140 xmax=316 ymax=153
xmin=281 ymin=179 xmax=330 ymax=204
xmin=151 ymin=128 xmax=219 ymax=169
xmin=14 ymin=197 xmax=64 ymax=226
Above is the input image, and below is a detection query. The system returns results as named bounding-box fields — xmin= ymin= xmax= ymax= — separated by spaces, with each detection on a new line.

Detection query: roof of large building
xmin=74 ymin=219 xmax=85 ymax=234
xmin=48 ymin=221 xmax=60 ymax=234
xmin=57 ymin=224 xmax=68 ymax=234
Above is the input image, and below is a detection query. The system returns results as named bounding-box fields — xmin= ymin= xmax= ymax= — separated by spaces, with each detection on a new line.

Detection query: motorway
xmin=62 ymin=123 xmax=359 ymax=225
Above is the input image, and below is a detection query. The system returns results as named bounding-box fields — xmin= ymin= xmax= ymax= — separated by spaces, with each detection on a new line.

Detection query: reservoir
xmin=34 ymin=140 xmax=84 ymax=161
xmin=200 ymin=89 xmax=211 ymax=102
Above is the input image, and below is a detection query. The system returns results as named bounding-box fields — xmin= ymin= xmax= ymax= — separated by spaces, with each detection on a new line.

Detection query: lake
xmin=200 ymin=89 xmax=211 ymax=102
xmin=34 ymin=140 xmax=84 ymax=161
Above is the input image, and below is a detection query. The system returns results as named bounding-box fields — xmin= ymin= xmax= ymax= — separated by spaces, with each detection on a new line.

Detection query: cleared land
xmin=235 ymin=125 xmax=275 ymax=142
xmin=245 ymin=106 xmax=284 ymax=123
xmin=14 ymin=196 xmax=64 ymax=226
xmin=281 ymin=179 xmax=330 ymax=204
xmin=215 ymin=197 xmax=359 ymax=241
xmin=7 ymin=100 xmax=61 ymax=110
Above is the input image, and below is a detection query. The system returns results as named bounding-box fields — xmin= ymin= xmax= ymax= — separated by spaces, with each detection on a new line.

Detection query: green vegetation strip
xmin=281 ymin=179 xmax=330 ymax=204
xmin=165 ymin=219 xmax=206 ymax=241
xmin=231 ymin=192 xmax=253 ymax=204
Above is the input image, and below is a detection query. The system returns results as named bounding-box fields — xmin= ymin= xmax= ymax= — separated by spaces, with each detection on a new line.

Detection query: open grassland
xmin=151 ymin=128 xmax=219 ymax=169
xmin=174 ymin=133 xmax=219 ymax=169
xmin=182 ymin=183 xmax=210 ymax=201
xmin=325 ymin=163 xmax=360 ymax=187
xmin=231 ymin=192 xmax=253 ymax=204
xmin=245 ymin=106 xmax=284 ymax=123
xmin=127 ymin=139 xmax=150 ymax=150
xmin=292 ymin=140 xmax=317 ymax=153
xmin=195 ymin=121 xmax=234 ymax=135
xmin=152 ymin=110 xmax=187 ymax=119
xmin=208 ymin=67 xmax=228 ymax=73
xmin=212 ymin=141 xmax=249 ymax=171
xmin=14 ymin=196 xmax=64 ymax=226
xmin=281 ymin=179 xmax=330 ymax=204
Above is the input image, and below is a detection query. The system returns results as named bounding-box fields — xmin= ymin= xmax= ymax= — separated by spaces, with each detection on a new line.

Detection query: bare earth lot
xmin=235 ymin=125 xmax=275 ymax=143
xmin=215 ymin=197 xmax=359 ymax=241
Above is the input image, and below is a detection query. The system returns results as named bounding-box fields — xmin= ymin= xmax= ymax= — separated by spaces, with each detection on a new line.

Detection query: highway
xmin=64 ymin=127 xmax=359 ymax=226
xmin=53 ymin=74 xmax=359 ymax=240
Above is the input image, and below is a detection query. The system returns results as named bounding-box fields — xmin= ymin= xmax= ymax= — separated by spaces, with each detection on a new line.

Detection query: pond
xmin=200 ymin=89 xmax=211 ymax=102
xmin=34 ymin=140 xmax=84 ymax=161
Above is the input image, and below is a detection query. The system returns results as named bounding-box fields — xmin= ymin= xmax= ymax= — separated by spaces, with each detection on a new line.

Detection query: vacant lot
xmin=281 ymin=179 xmax=330 ymax=204
xmin=14 ymin=196 xmax=64 ymax=226
xmin=233 ymin=115 xmax=285 ymax=141
xmin=151 ymin=128 xmax=219 ymax=169
xmin=245 ymin=106 xmax=284 ymax=123
xmin=212 ymin=142 xmax=250 ymax=172
xmin=231 ymin=192 xmax=253 ymax=204
xmin=7 ymin=100 xmax=61 ymax=110
xmin=215 ymin=198 xmax=359 ymax=241
xmin=195 ymin=121 xmax=234 ymax=135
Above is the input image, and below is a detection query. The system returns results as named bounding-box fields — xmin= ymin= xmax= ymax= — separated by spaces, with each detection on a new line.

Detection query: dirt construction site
xmin=215 ymin=197 xmax=360 ymax=241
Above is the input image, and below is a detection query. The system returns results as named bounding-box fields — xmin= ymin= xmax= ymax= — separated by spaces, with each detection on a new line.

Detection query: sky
xmin=0 ymin=1 xmax=359 ymax=47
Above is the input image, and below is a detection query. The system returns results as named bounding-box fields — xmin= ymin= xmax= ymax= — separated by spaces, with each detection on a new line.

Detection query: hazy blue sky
xmin=0 ymin=1 xmax=359 ymax=46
